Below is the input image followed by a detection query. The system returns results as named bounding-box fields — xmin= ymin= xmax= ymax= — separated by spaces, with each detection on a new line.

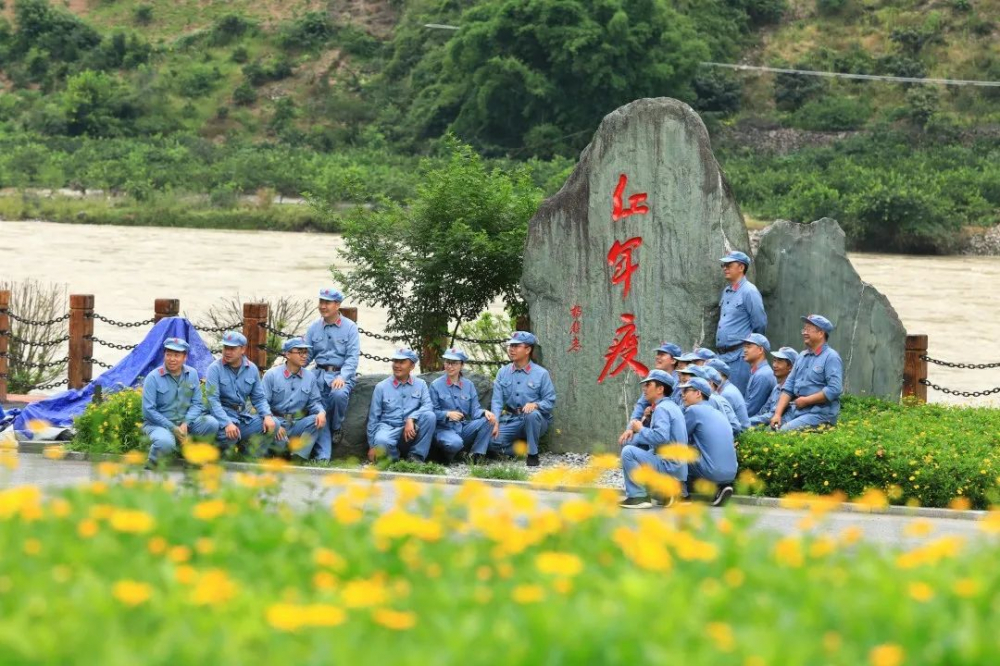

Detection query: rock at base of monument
xmin=755 ymin=218 xmax=906 ymax=400
xmin=335 ymin=372 xmax=496 ymax=460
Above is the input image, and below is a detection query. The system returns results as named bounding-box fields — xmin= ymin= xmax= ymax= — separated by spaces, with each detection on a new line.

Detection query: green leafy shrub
xmin=738 ymin=396 xmax=1000 ymax=509
xmin=232 ymin=82 xmax=256 ymax=106
xmin=208 ymin=14 xmax=257 ymax=47
xmin=73 ymin=388 xmax=147 ymax=455
xmin=470 ymin=464 xmax=528 ymax=481
xmin=133 ymin=4 xmax=153 ymax=26
xmin=773 ymin=65 xmax=826 ymax=111
xmin=815 ymin=0 xmax=848 ymax=15
xmin=792 ymin=95 xmax=871 ymax=131
xmin=277 ymin=11 xmax=335 ymax=50
xmin=377 ymin=459 xmax=447 ymax=475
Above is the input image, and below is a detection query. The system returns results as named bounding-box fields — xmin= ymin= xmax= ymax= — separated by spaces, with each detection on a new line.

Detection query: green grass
xmin=376 ymin=459 xmax=448 ymax=476
xmin=470 ymin=464 xmax=529 ymax=482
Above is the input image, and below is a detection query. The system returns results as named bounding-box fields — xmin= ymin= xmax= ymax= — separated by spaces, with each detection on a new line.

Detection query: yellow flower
xmin=372 ymin=510 xmax=443 ymax=542
xmin=267 ymin=603 xmax=307 ymax=632
xmin=372 ymin=608 xmax=417 ymax=630
xmin=113 ymin=580 xmax=152 ymax=606
xmin=147 ymin=536 xmax=168 ymax=555
xmin=168 ymin=545 xmax=191 ymax=563
xmin=0 ymin=486 xmax=42 ymax=520
xmin=182 ymin=443 xmax=220 ymax=466
xmin=190 ymin=569 xmax=238 ymax=606
xmin=331 ymin=496 xmax=363 ymax=525
xmin=48 ymin=497 xmax=71 ymax=518
xmin=42 ymin=445 xmax=67 ymax=460
xmin=313 ymin=548 xmax=347 ymax=572
xmin=953 ymin=578 xmax=979 ymax=598
xmin=123 ymin=450 xmax=146 ymax=466
xmin=512 ymin=584 xmax=544 ymax=604
xmin=535 ymin=551 xmax=584 ymax=577
xmin=109 ymin=509 xmax=156 ymax=534
xmin=391 ymin=478 xmax=424 ymax=505
xmin=360 ymin=466 xmax=379 ymax=482
xmin=174 ymin=565 xmax=198 ymax=585
xmin=195 ymin=538 xmax=215 ymax=555
xmin=904 ymin=520 xmax=933 ymax=538
xmin=96 ymin=462 xmax=123 ymax=477
xmin=261 ymin=458 xmax=290 ymax=473
xmin=0 ymin=450 xmax=18 ymax=471
xmin=77 ymin=519 xmax=99 ymax=538
xmin=305 ymin=604 xmax=347 ymax=627
xmin=854 ymin=488 xmax=888 ymax=511
xmin=773 ymin=537 xmax=803 ymax=568
xmin=193 ymin=499 xmax=229 ymax=521
xmin=341 ymin=578 xmax=389 ymax=608
xmin=559 ymin=498 xmax=595 ymax=524
xmin=908 ymin=581 xmax=934 ymax=602
xmin=869 ymin=644 xmax=904 ymax=666
xmin=23 ymin=538 xmax=41 ymax=555
xmin=26 ymin=419 xmax=51 ymax=434
xmin=314 ymin=572 xmax=337 ymax=590
xmin=512 ymin=440 xmax=528 ymax=457
xmin=723 ymin=568 xmax=745 ymax=587
xmin=706 ymin=622 xmax=735 ymax=652
xmin=589 ymin=453 xmax=619 ymax=471
xmin=655 ymin=443 xmax=700 ymax=463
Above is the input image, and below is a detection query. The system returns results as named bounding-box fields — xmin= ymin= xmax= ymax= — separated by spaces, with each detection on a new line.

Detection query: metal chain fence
xmin=1 ymin=310 xmax=70 ymax=326
xmin=84 ymin=335 xmax=137 ymax=351
xmin=197 ymin=322 xmax=243 ymax=334
xmin=919 ymin=379 xmax=1000 ymax=398
xmin=0 ymin=330 xmax=70 ymax=346
xmin=87 ymin=313 xmax=156 ymax=328
xmin=921 ymin=355 xmax=1000 ymax=370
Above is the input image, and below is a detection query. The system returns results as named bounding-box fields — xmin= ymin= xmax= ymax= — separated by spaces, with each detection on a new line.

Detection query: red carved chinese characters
xmin=597 ymin=314 xmax=649 ymax=383
xmin=607 ymin=237 xmax=642 ymax=299
xmin=611 ymin=173 xmax=649 ymax=222
xmin=567 ymin=305 xmax=583 ymax=353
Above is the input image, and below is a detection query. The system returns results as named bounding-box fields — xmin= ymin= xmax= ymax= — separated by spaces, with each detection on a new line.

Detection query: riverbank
xmin=747 ymin=223 xmax=1000 ymax=257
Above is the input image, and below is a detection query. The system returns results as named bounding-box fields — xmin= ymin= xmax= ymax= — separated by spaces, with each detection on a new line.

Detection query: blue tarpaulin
xmin=13 ymin=317 xmax=217 ymax=436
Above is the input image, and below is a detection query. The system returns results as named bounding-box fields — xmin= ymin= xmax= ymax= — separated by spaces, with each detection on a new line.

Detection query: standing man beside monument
xmin=205 ymin=331 xmax=276 ymax=455
xmin=142 ymin=338 xmax=219 ymax=467
xmin=770 ymin=315 xmax=843 ymax=432
xmin=716 ymin=251 xmax=767 ymax=395
xmin=490 ymin=331 xmax=556 ymax=467
xmin=305 ymin=288 xmax=360 ymax=451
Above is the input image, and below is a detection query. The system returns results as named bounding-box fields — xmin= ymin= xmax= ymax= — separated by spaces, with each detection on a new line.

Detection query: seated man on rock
xmin=429 ymin=348 xmax=496 ymax=464
xmin=682 ymin=365 xmax=741 ymax=437
xmin=490 ymin=331 xmax=557 ymax=468
xmin=205 ymin=331 xmax=276 ymax=456
xmin=741 ymin=333 xmax=777 ymax=418
xmin=618 ymin=370 xmax=689 ymax=509
xmin=619 ymin=341 xmax=683 ymax=432
xmin=707 ymin=359 xmax=751 ymax=432
xmin=262 ymin=337 xmax=327 ymax=460
xmin=771 ymin=315 xmax=844 ymax=432
xmin=678 ymin=377 xmax=738 ymax=507
xmin=749 ymin=347 xmax=798 ymax=427
xmin=142 ymin=337 xmax=218 ymax=467
xmin=367 ymin=348 xmax=436 ymax=463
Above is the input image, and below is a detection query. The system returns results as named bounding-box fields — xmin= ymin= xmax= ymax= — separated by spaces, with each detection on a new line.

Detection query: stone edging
xmin=15 ymin=441 xmax=987 ymax=522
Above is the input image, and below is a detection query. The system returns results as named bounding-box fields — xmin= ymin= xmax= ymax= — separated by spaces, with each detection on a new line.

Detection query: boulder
xmin=755 ymin=218 xmax=906 ymax=399
xmin=521 ymin=97 xmax=750 ymax=452
xmin=336 ymin=372 xmax=495 ymax=459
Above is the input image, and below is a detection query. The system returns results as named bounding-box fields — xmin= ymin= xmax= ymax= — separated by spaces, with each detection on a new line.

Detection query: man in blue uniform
xmin=678 ymin=377 xmax=738 ymax=506
xmin=741 ymin=333 xmax=777 ymax=417
xmin=619 ymin=369 xmax=689 ymax=509
xmin=429 ymin=348 xmax=496 ymax=464
xmin=368 ymin=348 xmax=436 ymax=462
xmin=693 ymin=348 xmax=717 ymax=366
xmin=716 ymin=250 xmax=767 ymax=396
xmin=693 ymin=366 xmax=743 ymax=437
xmin=707 ymin=359 xmax=751 ymax=432
xmin=262 ymin=337 xmax=327 ymax=460
xmin=618 ymin=341 xmax=683 ymax=439
xmin=205 ymin=331 xmax=275 ymax=455
xmin=305 ymin=288 xmax=360 ymax=449
xmin=142 ymin=337 xmax=218 ymax=466
xmin=771 ymin=315 xmax=844 ymax=432
xmin=490 ymin=331 xmax=557 ymax=467
xmin=750 ymin=347 xmax=798 ymax=426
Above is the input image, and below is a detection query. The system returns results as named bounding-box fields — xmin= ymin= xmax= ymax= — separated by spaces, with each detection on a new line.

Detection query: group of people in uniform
xmin=140 ymin=250 xmax=845 ymax=508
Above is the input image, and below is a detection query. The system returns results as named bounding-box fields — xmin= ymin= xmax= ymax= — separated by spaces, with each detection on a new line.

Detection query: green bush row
xmin=738 ymin=396 xmax=1000 ymax=509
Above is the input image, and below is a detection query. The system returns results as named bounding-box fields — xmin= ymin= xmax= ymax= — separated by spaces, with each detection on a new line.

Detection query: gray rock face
xmin=755 ymin=219 xmax=906 ymax=399
xmin=521 ymin=98 xmax=751 ymax=453
xmin=337 ymin=372 xmax=495 ymax=459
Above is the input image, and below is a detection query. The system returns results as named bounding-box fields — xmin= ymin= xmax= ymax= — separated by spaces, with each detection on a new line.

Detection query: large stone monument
xmin=521 ymin=98 xmax=751 ymax=452
xmin=755 ymin=218 xmax=905 ymax=399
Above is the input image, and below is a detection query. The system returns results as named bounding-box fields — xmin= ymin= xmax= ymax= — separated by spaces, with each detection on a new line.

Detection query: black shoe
xmin=711 ymin=485 xmax=734 ymax=507
xmin=619 ymin=496 xmax=653 ymax=509
xmin=526 ymin=454 xmax=540 ymax=467
xmin=470 ymin=453 xmax=486 ymax=465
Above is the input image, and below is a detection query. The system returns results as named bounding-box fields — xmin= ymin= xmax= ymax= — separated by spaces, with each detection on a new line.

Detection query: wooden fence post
xmin=0 ymin=290 xmax=9 ymax=402
xmin=242 ymin=302 xmax=269 ymax=371
xmin=68 ymin=294 xmax=95 ymax=390
xmin=340 ymin=306 xmax=357 ymax=323
xmin=154 ymin=299 xmax=180 ymax=323
xmin=903 ymin=334 xmax=928 ymax=404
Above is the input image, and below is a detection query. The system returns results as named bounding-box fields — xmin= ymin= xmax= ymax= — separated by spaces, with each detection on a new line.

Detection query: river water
xmin=2 ymin=220 xmax=997 ymax=405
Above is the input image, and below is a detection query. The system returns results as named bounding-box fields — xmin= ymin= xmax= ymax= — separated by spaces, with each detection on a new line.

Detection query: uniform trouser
xmin=370 ymin=412 xmax=436 ymax=461
xmin=749 ymin=406 xmax=796 ymax=427
xmin=491 ymin=411 xmax=549 ymax=456
xmin=780 ymin=411 xmax=837 ymax=432
xmin=435 ymin=418 xmax=492 ymax=459
xmin=144 ymin=415 xmax=219 ymax=464
xmin=318 ymin=373 xmax=352 ymax=433
xmin=620 ymin=444 xmax=686 ymax=499
xmin=686 ymin=460 xmax=737 ymax=496
xmin=216 ymin=413 xmax=266 ymax=454
xmin=720 ymin=351 xmax=751 ymax=396
xmin=272 ymin=415 xmax=322 ymax=459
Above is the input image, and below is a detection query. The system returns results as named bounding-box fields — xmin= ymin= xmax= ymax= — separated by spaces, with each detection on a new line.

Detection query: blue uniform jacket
xmin=305 ymin=316 xmax=360 ymax=386
xmin=745 ymin=361 xmax=777 ymax=417
xmin=630 ymin=371 xmax=679 ymax=420
xmin=367 ymin=376 xmax=433 ymax=442
xmin=719 ymin=381 xmax=751 ymax=431
xmin=716 ymin=277 xmax=767 ymax=349
xmin=491 ymin=363 xmax=556 ymax=420
xmin=708 ymin=393 xmax=742 ymax=436
xmin=142 ymin=365 xmax=204 ymax=430
xmin=684 ymin=402 xmax=738 ymax=482
xmin=205 ymin=358 xmax=272 ymax=426
xmin=262 ymin=365 xmax=324 ymax=417
xmin=630 ymin=397 xmax=688 ymax=450
xmin=430 ymin=375 xmax=485 ymax=432
xmin=782 ymin=345 xmax=844 ymax=418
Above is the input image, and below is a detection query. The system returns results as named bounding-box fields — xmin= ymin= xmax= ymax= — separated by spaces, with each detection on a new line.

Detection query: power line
xmin=701 ymin=61 xmax=1000 ymax=88
xmin=424 ymin=23 xmax=460 ymax=31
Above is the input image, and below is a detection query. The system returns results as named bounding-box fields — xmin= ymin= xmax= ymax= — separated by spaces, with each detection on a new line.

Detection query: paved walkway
xmin=1 ymin=455 xmax=987 ymax=548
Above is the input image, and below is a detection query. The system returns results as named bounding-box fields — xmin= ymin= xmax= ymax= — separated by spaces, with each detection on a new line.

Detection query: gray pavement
xmin=1 ymin=455 xmax=988 ymax=548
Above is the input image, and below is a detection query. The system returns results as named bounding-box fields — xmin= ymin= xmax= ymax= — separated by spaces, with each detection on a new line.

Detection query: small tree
xmin=320 ymin=138 xmax=541 ymax=369
xmin=1 ymin=280 xmax=68 ymax=393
